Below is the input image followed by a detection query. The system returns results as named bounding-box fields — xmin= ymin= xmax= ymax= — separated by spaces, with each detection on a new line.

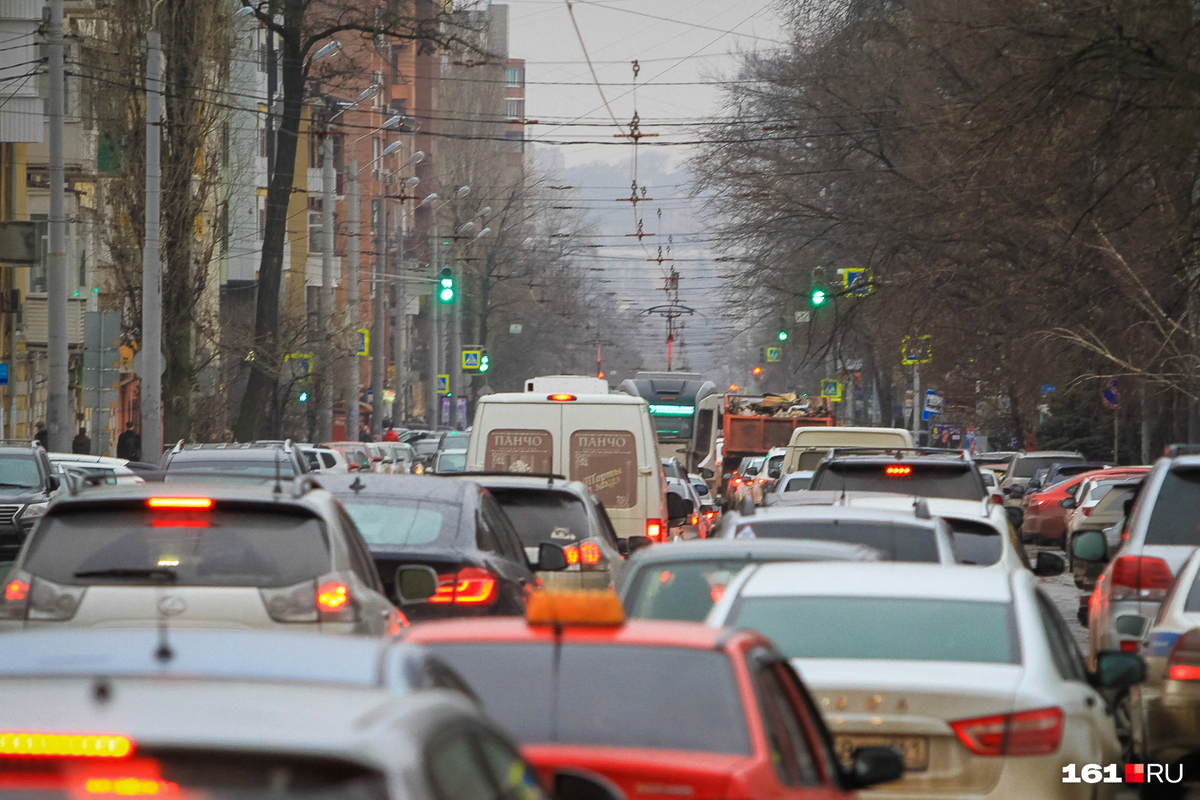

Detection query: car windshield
xmin=733 ymin=519 xmax=938 ymax=562
xmin=166 ymin=457 xmax=296 ymax=478
xmin=1013 ymin=455 xmax=1080 ymax=478
xmin=23 ymin=508 xmax=330 ymax=587
xmin=0 ymin=455 xmax=40 ymax=489
xmin=424 ymin=643 xmax=752 ymax=754
xmin=945 ymin=519 xmax=1004 ymax=566
xmin=488 ymin=489 xmax=591 ymax=548
xmin=336 ymin=496 xmax=458 ymax=548
xmin=812 ymin=462 xmax=985 ymax=500
xmin=625 ymin=559 xmax=758 ymax=621
xmin=729 ymin=596 xmax=1018 ymax=663
xmin=1143 ymin=469 xmax=1200 ymax=546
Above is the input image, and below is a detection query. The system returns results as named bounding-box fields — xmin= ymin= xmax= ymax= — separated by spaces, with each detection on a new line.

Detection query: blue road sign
xmin=1041 ymin=384 xmax=1056 ymax=394
xmin=0 ymin=363 xmax=8 ymax=386
xmin=436 ymin=374 xmax=450 ymax=395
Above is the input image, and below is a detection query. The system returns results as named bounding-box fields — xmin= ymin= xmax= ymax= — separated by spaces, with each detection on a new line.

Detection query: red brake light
xmin=884 ymin=465 xmax=912 ymax=477
xmin=316 ymin=581 xmax=350 ymax=613
xmin=1119 ymin=640 xmax=1139 ymax=653
xmin=579 ymin=541 xmax=602 ymax=565
xmin=145 ymin=498 xmax=212 ymax=509
xmin=1110 ymin=556 xmax=1173 ymax=600
xmin=704 ymin=511 xmax=717 ymax=519
xmin=0 ymin=733 xmax=134 ymax=759
xmin=646 ymin=519 xmax=663 ymax=542
xmin=547 ymin=393 xmax=576 ymax=402
xmin=950 ymin=707 xmax=1062 ymax=756
xmin=563 ymin=545 xmax=580 ymax=566
xmin=1169 ymin=664 xmax=1200 ymax=681
xmin=4 ymin=579 xmax=28 ymax=602
xmin=689 ymin=514 xmax=698 ymax=525
xmin=430 ymin=567 xmax=498 ymax=605
xmin=1080 ymin=506 xmax=1092 ymax=516
xmin=1167 ymin=629 xmax=1200 ymax=680
xmin=991 ymin=494 xmax=1003 ymax=505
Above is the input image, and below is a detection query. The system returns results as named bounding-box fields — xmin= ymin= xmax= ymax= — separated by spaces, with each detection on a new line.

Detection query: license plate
xmin=834 ymin=734 xmax=929 ymax=772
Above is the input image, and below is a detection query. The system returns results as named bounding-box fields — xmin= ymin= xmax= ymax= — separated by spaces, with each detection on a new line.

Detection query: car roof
xmin=1016 ymin=450 xmax=1084 ymax=459
xmin=626 ymin=537 xmax=882 ymax=564
xmin=167 ymin=448 xmax=295 ymax=461
xmin=728 ymin=503 xmax=939 ymax=527
xmin=469 ymin=474 xmax=591 ymax=496
xmin=323 ymin=472 xmax=476 ymax=502
xmin=478 ymin=392 xmax=646 ymax=405
xmin=0 ymin=629 xmax=391 ymax=685
xmin=404 ymin=617 xmax=753 ymax=650
xmin=738 ymin=561 xmax=1013 ymax=602
xmin=45 ymin=479 xmax=332 ymax=510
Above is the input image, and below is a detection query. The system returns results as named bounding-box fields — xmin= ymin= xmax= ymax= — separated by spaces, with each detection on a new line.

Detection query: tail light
xmin=992 ymin=494 xmax=1003 ymax=505
xmin=1080 ymin=506 xmax=1093 ymax=516
xmin=1167 ymin=629 xmax=1200 ymax=681
xmin=1120 ymin=641 xmax=1139 ymax=653
xmin=260 ymin=574 xmax=357 ymax=623
xmin=646 ymin=519 xmax=664 ymax=542
xmin=563 ymin=545 xmax=580 ymax=566
xmin=885 ymin=465 xmax=912 ymax=477
xmin=704 ymin=511 xmax=717 ymax=520
xmin=950 ymin=707 xmax=1063 ymax=756
xmin=579 ymin=541 xmax=602 ymax=565
xmin=689 ymin=514 xmax=699 ymax=526
xmin=0 ymin=571 xmax=32 ymax=621
xmin=430 ymin=567 xmax=498 ymax=605
xmin=1110 ymin=555 xmax=1173 ymax=601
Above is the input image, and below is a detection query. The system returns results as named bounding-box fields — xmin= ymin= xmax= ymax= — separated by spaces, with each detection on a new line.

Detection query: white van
xmin=781 ymin=426 xmax=915 ymax=473
xmin=467 ymin=380 xmax=667 ymax=544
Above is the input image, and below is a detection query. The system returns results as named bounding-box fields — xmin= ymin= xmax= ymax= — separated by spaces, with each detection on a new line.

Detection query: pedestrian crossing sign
xmin=462 ymin=349 xmax=482 ymax=370
xmin=437 ymin=375 xmax=450 ymax=395
xmin=766 ymin=346 xmax=782 ymax=363
xmin=356 ymin=329 xmax=369 ymax=357
xmin=820 ymin=379 xmax=842 ymax=402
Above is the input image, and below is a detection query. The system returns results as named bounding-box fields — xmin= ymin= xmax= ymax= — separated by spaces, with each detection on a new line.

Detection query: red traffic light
xmin=752 ymin=366 xmax=763 ymax=376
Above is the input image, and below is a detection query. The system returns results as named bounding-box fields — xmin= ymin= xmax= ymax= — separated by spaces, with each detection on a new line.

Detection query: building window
xmin=259 ymin=120 xmax=269 ymax=159
xmin=504 ymin=130 xmax=525 ymax=154
xmin=505 ymin=66 xmax=524 ymax=88
xmin=258 ymin=43 xmax=268 ymax=73
xmin=371 ymin=71 xmax=383 ymax=106
xmin=30 ymin=215 xmax=47 ymax=293
xmin=504 ymin=98 xmax=524 ymax=121
xmin=308 ymin=199 xmax=324 ymax=253
xmin=256 ymin=199 xmax=266 ymax=242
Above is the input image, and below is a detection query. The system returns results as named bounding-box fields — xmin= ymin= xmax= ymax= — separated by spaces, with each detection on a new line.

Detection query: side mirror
xmin=616 ymin=539 xmax=629 ymax=556
xmin=666 ymin=492 xmax=693 ymax=522
xmin=844 ymin=746 xmax=905 ymax=789
xmin=554 ymin=771 xmax=624 ymax=800
xmin=1001 ymin=486 xmax=1011 ymax=495
xmin=1072 ymin=530 xmax=1107 ymax=562
xmin=1033 ymin=550 xmax=1066 ymax=577
xmin=699 ymin=467 xmax=714 ymax=479
xmin=536 ymin=542 xmax=568 ymax=572
xmin=625 ymin=535 xmax=653 ymax=555
xmin=394 ymin=565 xmax=439 ymax=605
xmin=1092 ymin=650 xmax=1146 ymax=690
xmin=1059 ymin=497 xmax=1077 ymax=510
xmin=1026 ymin=480 xmax=1041 ymax=492
xmin=370 ymin=455 xmax=383 ymax=463
xmin=768 ymin=468 xmax=781 ymax=479
xmin=46 ymin=475 xmax=60 ymax=492
xmin=722 ymin=473 xmax=732 ymax=481
xmin=1005 ymin=506 xmax=1024 ymax=530
xmin=1009 ymin=484 xmax=1026 ymax=498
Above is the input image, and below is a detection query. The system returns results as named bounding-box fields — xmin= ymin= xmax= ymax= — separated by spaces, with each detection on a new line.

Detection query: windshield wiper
xmin=0 ymin=483 xmax=36 ymax=489
xmin=73 ymin=568 xmax=177 ymax=582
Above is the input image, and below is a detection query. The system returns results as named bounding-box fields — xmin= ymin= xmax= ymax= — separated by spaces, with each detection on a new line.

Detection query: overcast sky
xmin=499 ymin=0 xmax=784 ymax=375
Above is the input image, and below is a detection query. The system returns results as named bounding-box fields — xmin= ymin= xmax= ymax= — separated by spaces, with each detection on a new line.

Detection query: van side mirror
xmin=1072 ymin=530 xmax=1107 ymax=563
xmin=1092 ymin=650 xmax=1145 ymax=690
xmin=625 ymin=535 xmax=652 ymax=555
xmin=699 ymin=467 xmax=714 ymax=479
xmin=1033 ymin=550 xmax=1066 ymax=577
xmin=1009 ymin=484 xmax=1026 ymax=497
xmin=394 ymin=565 xmax=439 ymax=605
xmin=536 ymin=542 xmax=568 ymax=572
xmin=616 ymin=539 xmax=629 ymax=556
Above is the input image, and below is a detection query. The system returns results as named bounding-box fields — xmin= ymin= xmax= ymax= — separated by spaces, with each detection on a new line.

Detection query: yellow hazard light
xmin=526 ymin=590 xmax=625 ymax=628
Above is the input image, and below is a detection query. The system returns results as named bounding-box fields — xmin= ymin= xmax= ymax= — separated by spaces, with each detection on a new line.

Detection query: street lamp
xmin=313 ymin=40 xmax=341 ymax=60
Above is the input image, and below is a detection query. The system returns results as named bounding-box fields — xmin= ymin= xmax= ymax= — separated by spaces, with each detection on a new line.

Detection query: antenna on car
xmin=272 ymin=448 xmax=282 ymax=496
xmin=349 ymin=475 xmax=365 ymax=494
xmin=154 ymin=596 xmax=174 ymax=664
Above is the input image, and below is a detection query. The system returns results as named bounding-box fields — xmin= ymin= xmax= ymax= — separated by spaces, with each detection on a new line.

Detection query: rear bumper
xmin=1143 ymin=682 xmax=1200 ymax=765
xmin=865 ymin=754 xmax=1118 ymax=800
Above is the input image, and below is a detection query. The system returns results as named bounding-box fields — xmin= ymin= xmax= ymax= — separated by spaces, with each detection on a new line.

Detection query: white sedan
xmin=47 ymin=454 xmax=144 ymax=485
xmin=707 ymin=561 xmax=1144 ymax=799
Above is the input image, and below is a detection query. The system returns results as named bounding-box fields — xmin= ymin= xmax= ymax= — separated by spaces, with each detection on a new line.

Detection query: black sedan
xmin=328 ymin=474 xmax=563 ymax=619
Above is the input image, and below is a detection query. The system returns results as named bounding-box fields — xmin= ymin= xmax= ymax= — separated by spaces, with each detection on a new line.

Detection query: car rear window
xmin=24 ymin=508 xmax=329 ymax=588
xmin=729 ymin=596 xmax=1018 ymax=664
xmin=1144 ymin=470 xmax=1200 ymax=546
xmin=945 ymin=519 xmax=1004 ymax=566
xmin=488 ymin=489 xmax=591 ymax=548
xmin=424 ymin=643 xmax=751 ymax=754
xmin=734 ymin=519 xmax=938 ymax=562
xmin=812 ymin=463 xmax=985 ymax=500
xmin=624 ymin=560 xmax=753 ymax=621
xmin=165 ymin=456 xmax=295 ymax=478
xmin=336 ymin=496 xmax=458 ymax=549
xmin=1013 ymin=455 xmax=1080 ymax=478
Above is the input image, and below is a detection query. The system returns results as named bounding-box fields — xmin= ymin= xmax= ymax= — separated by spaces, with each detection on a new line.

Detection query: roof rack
xmin=0 ymin=439 xmax=39 ymax=448
xmin=822 ymin=446 xmax=973 ymax=461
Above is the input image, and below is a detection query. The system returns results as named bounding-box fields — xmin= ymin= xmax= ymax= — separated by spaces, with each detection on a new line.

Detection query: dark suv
xmin=809 ymin=447 xmax=987 ymax=501
xmin=160 ymin=440 xmax=310 ymax=478
xmin=0 ymin=443 xmax=61 ymax=560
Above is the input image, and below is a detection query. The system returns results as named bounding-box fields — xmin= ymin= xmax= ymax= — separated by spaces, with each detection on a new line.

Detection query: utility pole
xmin=346 ymin=161 xmax=359 ymax=441
xmin=391 ymin=212 xmax=405 ymax=426
xmin=371 ymin=200 xmax=386 ymax=435
xmin=428 ymin=228 xmax=439 ymax=427
xmin=46 ymin=0 xmax=70 ymax=451
xmin=317 ymin=133 xmax=334 ymax=442
xmin=141 ymin=15 xmax=163 ymax=458
xmin=911 ymin=364 xmax=921 ymax=443
xmin=450 ymin=241 xmax=462 ymax=428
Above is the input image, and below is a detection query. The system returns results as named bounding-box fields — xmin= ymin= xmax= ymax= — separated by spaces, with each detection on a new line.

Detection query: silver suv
xmin=0 ymin=480 xmax=401 ymax=636
xmin=1082 ymin=450 xmax=1200 ymax=668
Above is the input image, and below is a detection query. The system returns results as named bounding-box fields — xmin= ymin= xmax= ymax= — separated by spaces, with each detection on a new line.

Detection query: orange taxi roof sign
xmin=526 ymin=590 xmax=625 ymax=627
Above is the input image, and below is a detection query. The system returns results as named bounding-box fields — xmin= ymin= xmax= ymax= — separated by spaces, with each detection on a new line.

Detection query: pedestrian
xmin=358 ymin=423 xmax=372 ymax=443
xmin=33 ymin=421 xmax=47 ymax=449
xmin=116 ymin=422 xmax=141 ymax=461
xmin=72 ymin=426 xmax=91 ymax=455
xmin=381 ymin=421 xmax=400 ymax=442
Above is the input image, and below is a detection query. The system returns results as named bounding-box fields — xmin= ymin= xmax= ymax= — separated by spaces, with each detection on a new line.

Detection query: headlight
xmin=21 ymin=502 xmax=48 ymax=522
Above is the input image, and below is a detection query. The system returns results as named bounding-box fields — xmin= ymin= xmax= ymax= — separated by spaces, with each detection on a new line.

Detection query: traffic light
xmin=777 ymin=329 xmax=788 ymax=342
xmin=810 ymin=286 xmax=827 ymax=307
xmin=752 ymin=366 xmax=763 ymax=376
xmin=438 ymin=268 xmax=454 ymax=303
xmin=298 ymin=390 xmax=309 ymax=403
xmin=479 ymin=352 xmax=490 ymax=373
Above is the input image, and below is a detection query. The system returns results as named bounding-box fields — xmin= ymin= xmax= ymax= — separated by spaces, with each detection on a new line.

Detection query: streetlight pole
xmin=429 ymin=225 xmax=439 ymax=428
xmin=392 ymin=211 xmax=406 ymax=426
xmin=317 ymin=133 xmax=335 ymax=442
xmin=345 ymin=161 xmax=359 ymax=441
xmin=46 ymin=0 xmax=70 ymax=451
xmin=371 ymin=200 xmax=386 ymax=436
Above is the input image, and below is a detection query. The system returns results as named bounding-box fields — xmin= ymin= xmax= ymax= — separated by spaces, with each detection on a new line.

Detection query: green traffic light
xmin=777 ymin=330 xmax=788 ymax=342
xmin=810 ymin=287 xmax=827 ymax=307
xmin=298 ymin=391 xmax=308 ymax=402
xmin=479 ymin=354 xmax=490 ymax=373
xmin=438 ymin=268 xmax=455 ymax=304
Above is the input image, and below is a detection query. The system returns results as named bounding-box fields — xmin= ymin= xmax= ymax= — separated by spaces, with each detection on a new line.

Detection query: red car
xmin=404 ymin=591 xmax=902 ymax=800
xmin=1021 ymin=467 xmax=1148 ymax=545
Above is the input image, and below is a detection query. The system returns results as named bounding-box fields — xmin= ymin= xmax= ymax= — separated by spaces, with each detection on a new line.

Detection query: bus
xmin=618 ymin=372 xmax=720 ymax=474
